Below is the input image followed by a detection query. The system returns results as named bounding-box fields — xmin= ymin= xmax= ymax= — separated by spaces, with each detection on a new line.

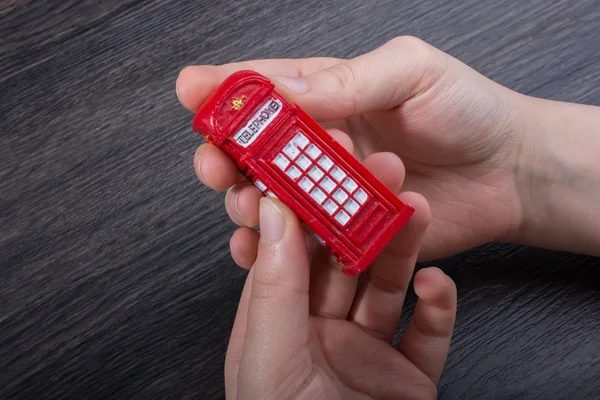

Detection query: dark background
xmin=2 ymin=1 xmax=600 ymax=399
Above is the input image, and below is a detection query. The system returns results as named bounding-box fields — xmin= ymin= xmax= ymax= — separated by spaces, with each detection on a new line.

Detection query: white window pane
xmin=354 ymin=188 xmax=368 ymax=204
xmin=266 ymin=191 xmax=278 ymax=199
xmin=310 ymin=187 xmax=326 ymax=204
xmin=286 ymin=166 xmax=301 ymax=180
xmin=319 ymin=176 xmax=336 ymax=193
xmin=283 ymin=142 xmax=300 ymax=159
xmin=318 ymin=155 xmax=333 ymax=171
xmin=342 ymin=178 xmax=357 ymax=193
xmin=299 ymin=177 xmax=314 ymax=192
xmin=324 ymin=199 xmax=337 ymax=215
xmin=344 ymin=199 xmax=359 ymax=215
xmin=305 ymin=144 xmax=322 ymax=159
xmin=335 ymin=210 xmax=350 ymax=225
xmin=333 ymin=188 xmax=348 ymax=204
xmin=274 ymin=153 xmax=290 ymax=170
xmin=330 ymin=166 xmax=346 ymax=182
xmin=308 ymin=166 xmax=324 ymax=181
xmin=296 ymin=155 xmax=312 ymax=170
xmin=294 ymin=132 xmax=309 ymax=149
xmin=254 ymin=180 xmax=267 ymax=192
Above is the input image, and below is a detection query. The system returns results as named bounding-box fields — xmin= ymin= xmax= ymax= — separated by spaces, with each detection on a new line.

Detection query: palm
xmin=327 ymin=77 xmax=522 ymax=260
xmin=233 ymin=315 xmax=441 ymax=400
xmin=299 ymin=317 xmax=438 ymax=399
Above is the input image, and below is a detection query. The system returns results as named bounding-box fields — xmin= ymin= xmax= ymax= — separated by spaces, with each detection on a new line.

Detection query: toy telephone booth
xmin=192 ymin=70 xmax=414 ymax=276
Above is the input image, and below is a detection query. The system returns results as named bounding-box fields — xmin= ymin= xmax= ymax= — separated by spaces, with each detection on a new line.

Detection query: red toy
xmin=192 ymin=70 xmax=414 ymax=276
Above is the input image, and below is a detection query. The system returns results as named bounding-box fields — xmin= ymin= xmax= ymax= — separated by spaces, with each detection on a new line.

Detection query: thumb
xmin=270 ymin=36 xmax=447 ymax=121
xmin=241 ymin=197 xmax=311 ymax=374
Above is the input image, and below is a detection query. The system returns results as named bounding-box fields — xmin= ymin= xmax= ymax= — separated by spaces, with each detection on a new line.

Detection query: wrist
xmin=512 ymin=95 xmax=600 ymax=255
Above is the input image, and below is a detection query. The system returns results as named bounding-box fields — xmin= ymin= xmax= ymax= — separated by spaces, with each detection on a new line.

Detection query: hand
xmin=176 ymin=35 xmax=528 ymax=262
xmin=226 ymin=194 xmax=457 ymax=400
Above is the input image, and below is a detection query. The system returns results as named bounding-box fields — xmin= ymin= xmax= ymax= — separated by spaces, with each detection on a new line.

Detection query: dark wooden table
xmin=2 ymin=1 xmax=600 ymax=399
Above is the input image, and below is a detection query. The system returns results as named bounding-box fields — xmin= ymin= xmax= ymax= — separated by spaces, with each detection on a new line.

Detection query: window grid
xmin=272 ymin=132 xmax=369 ymax=226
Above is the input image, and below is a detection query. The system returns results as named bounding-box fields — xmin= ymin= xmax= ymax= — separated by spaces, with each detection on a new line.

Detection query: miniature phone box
xmin=191 ymin=70 xmax=414 ymax=277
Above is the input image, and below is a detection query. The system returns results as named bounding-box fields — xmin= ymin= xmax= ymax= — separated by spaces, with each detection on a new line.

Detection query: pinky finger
xmin=396 ymin=267 xmax=457 ymax=384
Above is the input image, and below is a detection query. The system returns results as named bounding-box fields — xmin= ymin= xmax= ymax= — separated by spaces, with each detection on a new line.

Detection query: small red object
xmin=192 ymin=71 xmax=414 ymax=276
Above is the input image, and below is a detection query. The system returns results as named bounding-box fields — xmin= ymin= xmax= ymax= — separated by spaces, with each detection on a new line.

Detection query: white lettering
xmin=234 ymin=98 xmax=282 ymax=147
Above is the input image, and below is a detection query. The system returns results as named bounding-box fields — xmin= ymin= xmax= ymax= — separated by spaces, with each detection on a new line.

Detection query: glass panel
xmin=320 ymin=177 xmax=336 ymax=193
xmin=324 ymin=199 xmax=338 ymax=215
xmin=333 ymin=188 xmax=348 ymax=204
xmin=335 ymin=210 xmax=350 ymax=225
xmin=286 ymin=166 xmax=301 ymax=180
xmin=354 ymin=188 xmax=368 ymax=204
xmin=306 ymin=144 xmax=322 ymax=160
xmin=299 ymin=177 xmax=314 ymax=192
xmin=293 ymin=132 xmax=309 ymax=149
xmin=274 ymin=153 xmax=290 ymax=170
xmin=296 ymin=155 xmax=312 ymax=170
xmin=308 ymin=166 xmax=324 ymax=181
xmin=310 ymin=187 xmax=326 ymax=204
xmin=318 ymin=155 xmax=333 ymax=171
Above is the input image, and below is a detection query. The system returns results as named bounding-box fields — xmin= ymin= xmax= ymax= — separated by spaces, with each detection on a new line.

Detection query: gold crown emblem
xmin=231 ymin=96 xmax=247 ymax=111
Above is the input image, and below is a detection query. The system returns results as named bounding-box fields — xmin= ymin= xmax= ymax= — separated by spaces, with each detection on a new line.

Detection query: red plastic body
xmin=192 ymin=70 xmax=414 ymax=276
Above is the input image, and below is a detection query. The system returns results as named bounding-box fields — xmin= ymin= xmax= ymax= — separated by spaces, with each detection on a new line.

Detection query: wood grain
xmin=1 ymin=1 xmax=600 ymax=398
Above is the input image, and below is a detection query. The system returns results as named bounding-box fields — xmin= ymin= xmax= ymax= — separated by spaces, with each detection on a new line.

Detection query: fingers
xmin=326 ymin=128 xmax=355 ymax=157
xmin=177 ymin=57 xmax=341 ymax=111
xmin=308 ymin=244 xmax=357 ymax=319
xmin=229 ymin=228 xmax=260 ymax=269
xmin=239 ymin=198 xmax=312 ymax=381
xmin=270 ymin=36 xmax=447 ymax=121
xmin=224 ymin=268 xmax=254 ymax=400
xmin=309 ymin=151 xmax=406 ymax=320
xmin=396 ymin=267 xmax=457 ymax=385
xmin=349 ymin=191 xmax=431 ymax=343
xmin=230 ymin=227 xmax=315 ymax=270
xmin=225 ymin=183 xmax=262 ymax=228
xmin=194 ymin=144 xmax=243 ymax=192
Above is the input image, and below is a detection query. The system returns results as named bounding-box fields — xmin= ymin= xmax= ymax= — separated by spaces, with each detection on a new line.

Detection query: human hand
xmin=226 ymin=192 xmax=456 ymax=400
xmin=177 ymin=35 xmax=528 ymax=262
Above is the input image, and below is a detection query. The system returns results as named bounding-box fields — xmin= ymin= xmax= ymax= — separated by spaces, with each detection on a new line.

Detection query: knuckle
xmin=386 ymin=35 xmax=441 ymax=74
xmin=386 ymin=35 xmax=432 ymax=57
xmin=384 ymin=35 xmax=447 ymax=101
xmin=251 ymin=268 xmax=284 ymax=300
xmin=367 ymin=272 xmax=407 ymax=295
xmin=321 ymin=63 xmax=360 ymax=113
xmin=323 ymin=63 xmax=355 ymax=90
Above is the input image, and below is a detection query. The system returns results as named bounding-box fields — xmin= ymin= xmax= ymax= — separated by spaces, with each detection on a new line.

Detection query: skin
xmin=176 ymin=35 xmax=600 ymax=398
xmin=226 ymin=195 xmax=456 ymax=399
xmin=177 ymin=36 xmax=525 ymax=262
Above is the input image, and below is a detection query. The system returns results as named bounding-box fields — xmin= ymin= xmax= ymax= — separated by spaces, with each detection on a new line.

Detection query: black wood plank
xmin=2 ymin=1 xmax=600 ymax=399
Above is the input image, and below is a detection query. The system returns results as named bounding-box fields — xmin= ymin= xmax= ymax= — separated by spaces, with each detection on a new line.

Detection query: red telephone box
xmin=192 ymin=70 xmax=414 ymax=276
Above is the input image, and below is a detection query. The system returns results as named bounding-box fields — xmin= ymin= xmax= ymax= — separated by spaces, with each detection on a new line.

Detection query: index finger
xmin=176 ymin=57 xmax=341 ymax=111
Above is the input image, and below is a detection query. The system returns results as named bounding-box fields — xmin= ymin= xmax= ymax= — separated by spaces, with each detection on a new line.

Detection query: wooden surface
xmin=2 ymin=1 xmax=600 ymax=399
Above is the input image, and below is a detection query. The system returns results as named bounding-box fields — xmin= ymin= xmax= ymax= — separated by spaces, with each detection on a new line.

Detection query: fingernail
xmin=176 ymin=83 xmax=184 ymax=105
xmin=259 ymin=198 xmax=285 ymax=242
xmin=230 ymin=187 xmax=245 ymax=224
xmin=195 ymin=153 xmax=205 ymax=183
xmin=271 ymin=76 xmax=310 ymax=94
xmin=176 ymin=74 xmax=188 ymax=107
